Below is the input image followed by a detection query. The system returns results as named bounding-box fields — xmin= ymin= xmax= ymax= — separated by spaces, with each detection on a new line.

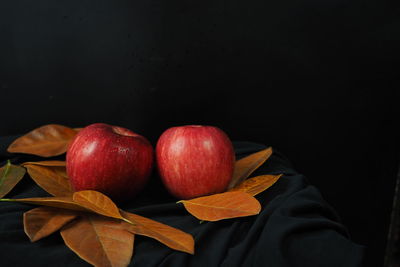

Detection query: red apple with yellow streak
xmin=66 ymin=123 xmax=153 ymax=202
xmin=156 ymin=125 xmax=235 ymax=199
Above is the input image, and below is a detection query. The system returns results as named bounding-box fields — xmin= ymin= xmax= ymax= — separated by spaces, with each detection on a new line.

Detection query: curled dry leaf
xmin=0 ymin=191 xmax=127 ymax=222
xmin=178 ymin=191 xmax=261 ymax=222
xmin=24 ymin=161 xmax=68 ymax=179
xmin=121 ymin=210 xmax=195 ymax=254
xmin=22 ymin=161 xmax=66 ymax=167
xmin=23 ymin=206 xmax=77 ymax=242
xmin=227 ymin=147 xmax=273 ymax=189
xmin=60 ymin=213 xmax=134 ymax=267
xmin=24 ymin=163 xmax=72 ymax=197
xmin=72 ymin=190 xmax=125 ymax=221
xmin=229 ymin=174 xmax=283 ymax=196
xmin=7 ymin=124 xmax=78 ymax=157
xmin=0 ymin=161 xmax=27 ymax=198
xmin=0 ymin=196 xmax=88 ymax=212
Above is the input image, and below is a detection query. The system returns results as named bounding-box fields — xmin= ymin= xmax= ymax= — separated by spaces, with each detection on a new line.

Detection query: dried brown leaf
xmin=60 ymin=213 xmax=134 ymax=267
xmin=0 ymin=196 xmax=88 ymax=212
xmin=1 ymin=191 xmax=130 ymax=222
xmin=227 ymin=147 xmax=273 ymax=189
xmin=121 ymin=210 xmax=194 ymax=254
xmin=24 ymin=164 xmax=72 ymax=197
xmin=229 ymin=174 xmax=283 ymax=196
xmin=72 ymin=190 xmax=124 ymax=220
xmin=178 ymin=191 xmax=261 ymax=221
xmin=7 ymin=124 xmax=78 ymax=157
xmin=22 ymin=161 xmax=66 ymax=167
xmin=0 ymin=161 xmax=26 ymax=198
xmin=23 ymin=206 xmax=77 ymax=242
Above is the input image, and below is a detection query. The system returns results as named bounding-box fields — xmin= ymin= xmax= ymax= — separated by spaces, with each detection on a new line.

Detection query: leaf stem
xmin=118 ymin=210 xmax=136 ymax=225
xmin=0 ymin=198 xmax=13 ymax=202
xmin=121 ymin=217 xmax=136 ymax=226
xmin=0 ymin=160 xmax=12 ymax=189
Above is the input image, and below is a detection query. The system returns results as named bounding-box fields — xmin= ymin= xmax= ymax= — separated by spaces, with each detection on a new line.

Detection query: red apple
xmin=156 ymin=125 xmax=235 ymax=199
xmin=66 ymin=123 xmax=153 ymax=202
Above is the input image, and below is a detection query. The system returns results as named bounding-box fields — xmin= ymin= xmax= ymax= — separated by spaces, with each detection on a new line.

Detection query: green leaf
xmin=0 ymin=160 xmax=27 ymax=198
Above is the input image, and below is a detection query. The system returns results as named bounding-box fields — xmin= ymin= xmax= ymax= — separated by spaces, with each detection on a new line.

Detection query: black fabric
xmin=0 ymin=137 xmax=365 ymax=266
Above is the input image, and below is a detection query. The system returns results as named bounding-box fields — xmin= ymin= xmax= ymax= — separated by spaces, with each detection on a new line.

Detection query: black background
xmin=0 ymin=1 xmax=399 ymax=266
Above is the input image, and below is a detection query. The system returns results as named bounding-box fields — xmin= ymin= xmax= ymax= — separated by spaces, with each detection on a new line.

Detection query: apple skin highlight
xmin=156 ymin=125 xmax=235 ymax=199
xmin=66 ymin=123 xmax=153 ymax=202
